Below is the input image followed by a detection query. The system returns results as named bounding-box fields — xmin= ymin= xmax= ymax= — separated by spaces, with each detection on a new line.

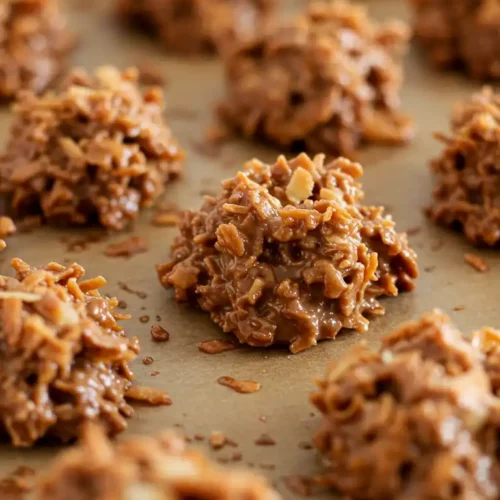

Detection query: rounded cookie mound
xmin=311 ymin=310 xmax=500 ymax=500
xmin=0 ymin=66 xmax=184 ymax=231
xmin=0 ymin=0 xmax=74 ymax=99
xmin=158 ymin=153 xmax=418 ymax=353
xmin=38 ymin=423 xmax=281 ymax=500
xmin=218 ymin=1 xmax=413 ymax=157
xmin=117 ymin=0 xmax=277 ymax=55
xmin=0 ymin=258 xmax=138 ymax=446
xmin=428 ymin=88 xmax=500 ymax=246
xmin=409 ymin=0 xmax=500 ymax=79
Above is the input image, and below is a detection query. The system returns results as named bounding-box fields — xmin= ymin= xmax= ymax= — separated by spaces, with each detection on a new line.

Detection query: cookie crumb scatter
xmin=464 ymin=253 xmax=489 ymax=272
xmin=217 ymin=376 xmax=261 ymax=394
xmin=143 ymin=357 xmax=154 ymax=365
xmin=0 ymin=66 xmax=184 ymax=231
xmin=140 ymin=315 xmax=150 ymax=323
xmin=104 ymin=237 xmax=148 ymax=258
xmin=218 ymin=1 xmax=413 ymax=157
xmin=159 ymin=153 xmax=418 ymax=353
xmin=198 ymin=339 xmax=239 ymax=354
xmin=38 ymin=424 xmax=280 ymax=499
xmin=150 ymin=324 xmax=170 ymax=342
xmin=255 ymin=434 xmax=276 ymax=446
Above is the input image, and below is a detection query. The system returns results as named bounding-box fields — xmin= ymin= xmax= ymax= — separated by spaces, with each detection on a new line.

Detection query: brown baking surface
xmin=0 ymin=0 xmax=499 ymax=498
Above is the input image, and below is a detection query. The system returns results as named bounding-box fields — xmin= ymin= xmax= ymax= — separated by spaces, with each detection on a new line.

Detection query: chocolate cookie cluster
xmin=158 ymin=153 xmax=418 ymax=353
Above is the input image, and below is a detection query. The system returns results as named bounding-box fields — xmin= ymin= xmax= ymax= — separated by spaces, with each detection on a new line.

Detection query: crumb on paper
xmin=125 ymin=386 xmax=171 ymax=405
xmin=198 ymin=339 xmax=239 ymax=354
xmin=143 ymin=357 xmax=154 ymax=365
xmin=255 ymin=433 xmax=276 ymax=446
xmin=140 ymin=315 xmax=150 ymax=323
xmin=210 ymin=431 xmax=226 ymax=450
xmin=217 ymin=376 xmax=261 ymax=394
xmin=104 ymin=236 xmax=148 ymax=258
xmin=151 ymin=325 xmax=170 ymax=342
xmin=464 ymin=253 xmax=488 ymax=273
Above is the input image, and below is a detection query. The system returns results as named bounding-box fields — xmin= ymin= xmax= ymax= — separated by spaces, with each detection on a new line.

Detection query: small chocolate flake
xmin=298 ymin=441 xmax=313 ymax=450
xmin=104 ymin=236 xmax=148 ymax=258
xmin=151 ymin=371 xmax=160 ymax=377
xmin=453 ymin=305 xmax=466 ymax=311
xmin=156 ymin=315 xmax=161 ymax=321
xmin=255 ymin=433 xmax=276 ymax=446
xmin=283 ymin=475 xmax=312 ymax=497
xmin=143 ymin=356 xmax=154 ymax=365
xmin=151 ymin=324 xmax=170 ymax=342
xmin=217 ymin=376 xmax=260 ymax=394
xmin=140 ymin=315 xmax=150 ymax=323
xmin=194 ymin=434 xmax=205 ymax=441
xmin=210 ymin=431 xmax=226 ymax=450
xmin=199 ymin=339 xmax=239 ymax=354
xmin=464 ymin=253 xmax=489 ymax=272
xmin=118 ymin=300 xmax=127 ymax=309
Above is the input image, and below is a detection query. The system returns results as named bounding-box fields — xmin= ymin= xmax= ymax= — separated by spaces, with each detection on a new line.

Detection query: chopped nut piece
xmin=210 ymin=431 xmax=226 ymax=450
xmin=286 ymin=166 xmax=314 ymax=204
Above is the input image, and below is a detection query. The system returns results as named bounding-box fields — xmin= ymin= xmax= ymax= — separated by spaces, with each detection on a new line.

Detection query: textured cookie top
xmin=312 ymin=310 xmax=500 ymax=500
xmin=0 ymin=66 xmax=184 ymax=230
xmin=0 ymin=258 xmax=138 ymax=446
xmin=159 ymin=153 xmax=418 ymax=353
xmin=38 ymin=423 xmax=281 ymax=500
xmin=218 ymin=1 xmax=413 ymax=156
xmin=428 ymin=87 xmax=500 ymax=246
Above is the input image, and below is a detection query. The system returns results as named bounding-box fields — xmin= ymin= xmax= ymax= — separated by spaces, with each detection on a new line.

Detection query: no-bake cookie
xmin=312 ymin=310 xmax=500 ymax=500
xmin=38 ymin=423 xmax=280 ymax=499
xmin=217 ymin=1 xmax=414 ymax=157
xmin=428 ymin=87 xmax=500 ymax=246
xmin=0 ymin=258 xmax=139 ymax=446
xmin=0 ymin=0 xmax=74 ymax=99
xmin=409 ymin=0 xmax=500 ymax=79
xmin=117 ymin=0 xmax=277 ymax=55
xmin=158 ymin=153 xmax=418 ymax=353
xmin=0 ymin=66 xmax=184 ymax=231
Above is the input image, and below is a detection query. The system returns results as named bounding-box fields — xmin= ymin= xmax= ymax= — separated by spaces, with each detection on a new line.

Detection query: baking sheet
xmin=0 ymin=0 xmax=499 ymax=497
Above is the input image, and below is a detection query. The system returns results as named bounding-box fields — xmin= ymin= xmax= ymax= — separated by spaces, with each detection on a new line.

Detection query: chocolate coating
xmin=0 ymin=259 xmax=138 ymax=446
xmin=218 ymin=1 xmax=414 ymax=157
xmin=428 ymin=87 xmax=500 ymax=246
xmin=158 ymin=153 xmax=418 ymax=353
xmin=0 ymin=66 xmax=184 ymax=231
xmin=38 ymin=424 xmax=281 ymax=499
xmin=312 ymin=310 xmax=500 ymax=500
